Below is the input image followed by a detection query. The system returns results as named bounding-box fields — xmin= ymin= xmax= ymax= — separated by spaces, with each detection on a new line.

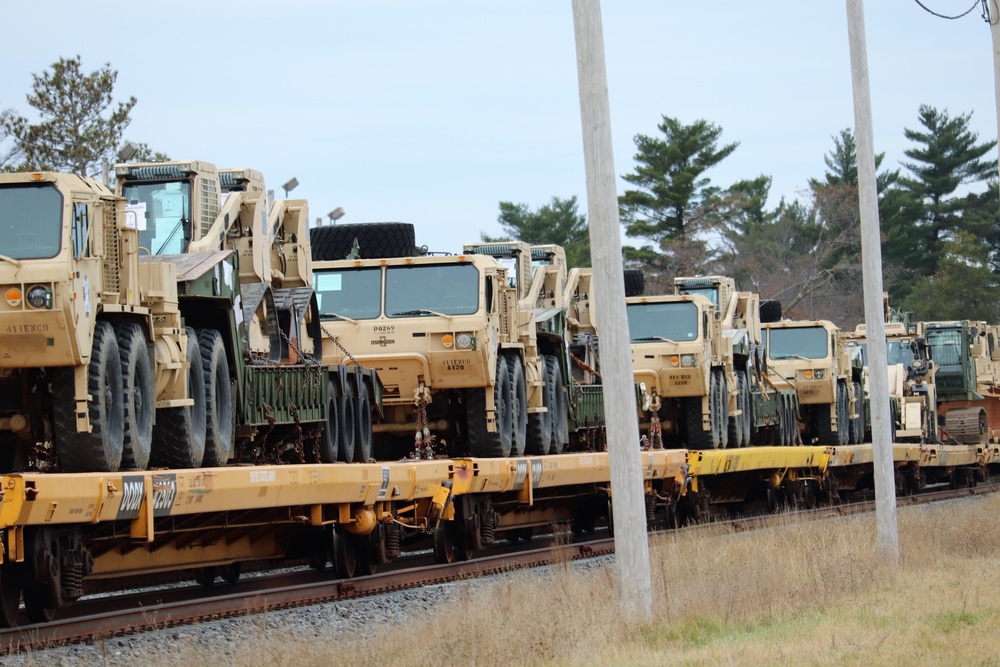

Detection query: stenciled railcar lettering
xmin=250 ymin=470 xmax=277 ymax=484
xmin=377 ymin=466 xmax=391 ymax=499
xmin=514 ymin=459 xmax=529 ymax=488
xmin=151 ymin=474 xmax=177 ymax=517
xmin=116 ymin=475 xmax=145 ymax=520
xmin=531 ymin=460 xmax=543 ymax=488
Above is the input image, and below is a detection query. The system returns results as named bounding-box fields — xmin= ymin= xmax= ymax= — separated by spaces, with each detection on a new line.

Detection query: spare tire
xmin=623 ymin=269 xmax=645 ymax=297
xmin=310 ymin=222 xmax=416 ymax=261
xmin=760 ymin=299 xmax=782 ymax=323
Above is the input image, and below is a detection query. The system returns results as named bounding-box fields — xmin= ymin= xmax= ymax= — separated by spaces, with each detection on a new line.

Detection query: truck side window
xmin=71 ymin=203 xmax=89 ymax=259
xmin=485 ymin=276 xmax=494 ymax=313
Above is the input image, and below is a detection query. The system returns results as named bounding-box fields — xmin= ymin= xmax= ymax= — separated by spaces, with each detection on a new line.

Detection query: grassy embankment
xmin=29 ymin=493 xmax=1000 ymax=666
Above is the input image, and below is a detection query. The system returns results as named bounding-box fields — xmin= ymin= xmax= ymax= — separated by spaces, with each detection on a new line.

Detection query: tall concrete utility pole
xmin=988 ymin=5 xmax=1000 ymax=182
xmin=845 ymin=0 xmax=899 ymax=561
xmin=571 ymin=0 xmax=653 ymax=621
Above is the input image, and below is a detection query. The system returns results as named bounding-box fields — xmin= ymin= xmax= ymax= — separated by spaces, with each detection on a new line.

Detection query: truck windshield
xmin=925 ymin=329 xmax=963 ymax=369
xmin=0 ymin=183 xmax=63 ymax=259
xmin=626 ymin=301 xmax=699 ymax=342
xmin=852 ymin=340 xmax=916 ymax=366
xmin=385 ymin=263 xmax=480 ymax=317
xmin=315 ymin=267 xmax=382 ymax=320
xmin=768 ymin=326 xmax=828 ymax=360
xmin=678 ymin=287 xmax=718 ymax=305
xmin=122 ymin=181 xmax=192 ymax=254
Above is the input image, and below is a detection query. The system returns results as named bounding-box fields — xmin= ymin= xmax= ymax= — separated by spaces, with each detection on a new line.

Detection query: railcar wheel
xmin=331 ymin=526 xmax=357 ymax=578
xmin=199 ymin=329 xmax=234 ymax=467
xmin=337 ymin=385 xmax=356 ymax=463
xmin=547 ymin=356 xmax=568 ymax=455
xmin=432 ymin=523 xmax=457 ymax=564
xmin=222 ymin=562 xmax=242 ymax=584
xmin=150 ymin=328 xmax=207 ymax=469
xmin=22 ymin=586 xmax=55 ymax=624
xmin=353 ymin=383 xmax=373 ymax=462
xmin=117 ymin=323 xmax=153 ymax=471
xmin=0 ymin=563 xmax=21 ymax=628
xmin=319 ymin=381 xmax=340 ymax=463
xmin=506 ymin=356 xmax=527 ymax=456
xmin=54 ymin=320 xmax=125 ymax=472
xmin=193 ymin=566 xmax=218 ymax=588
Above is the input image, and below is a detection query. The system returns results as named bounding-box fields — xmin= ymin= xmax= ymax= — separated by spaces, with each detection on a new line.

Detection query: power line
xmin=911 ymin=0 xmax=980 ymax=20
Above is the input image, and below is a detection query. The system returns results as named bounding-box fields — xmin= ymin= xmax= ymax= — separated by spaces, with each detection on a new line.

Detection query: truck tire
xmin=849 ymin=381 xmax=866 ymax=445
xmin=623 ymin=269 xmax=645 ymax=297
xmin=546 ymin=356 xmax=568 ymax=455
xmin=117 ymin=323 xmax=153 ymax=471
xmin=525 ymin=358 xmax=553 ymax=455
xmin=759 ymin=300 xmax=782 ymax=323
xmin=353 ymin=382 xmax=373 ymax=462
xmin=466 ymin=360 xmax=513 ymax=457
xmin=54 ymin=321 xmax=125 ymax=473
xmin=319 ymin=380 xmax=340 ymax=463
xmin=813 ymin=381 xmax=848 ymax=446
xmin=338 ymin=385 xmax=356 ymax=463
xmin=506 ymin=356 xmax=527 ymax=457
xmin=199 ymin=329 xmax=234 ymax=467
xmin=716 ymin=369 xmax=729 ymax=449
xmin=686 ymin=371 xmax=723 ymax=450
xmin=150 ymin=328 xmax=207 ymax=469
xmin=310 ymin=222 xmax=416 ymax=261
xmin=728 ymin=370 xmax=749 ymax=448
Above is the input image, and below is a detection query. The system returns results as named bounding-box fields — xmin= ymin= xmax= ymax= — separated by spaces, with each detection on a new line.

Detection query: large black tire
xmin=353 ymin=382 xmax=373 ymax=463
xmin=546 ymin=356 xmax=568 ymax=455
xmin=466 ymin=360 xmax=513 ymax=457
xmin=338 ymin=385 xmax=356 ymax=463
xmin=850 ymin=381 xmax=866 ymax=445
xmin=198 ymin=329 xmax=234 ymax=467
xmin=686 ymin=371 xmax=724 ymax=450
xmin=740 ymin=372 xmax=752 ymax=447
xmin=310 ymin=222 xmax=416 ymax=261
xmin=116 ymin=323 xmax=153 ymax=471
xmin=506 ymin=356 xmax=527 ymax=457
xmin=525 ymin=358 xmax=553 ymax=455
xmin=150 ymin=328 xmax=207 ymax=469
xmin=813 ymin=381 xmax=848 ymax=447
xmin=54 ymin=320 xmax=125 ymax=472
xmin=623 ymin=269 xmax=645 ymax=297
xmin=837 ymin=382 xmax=850 ymax=446
xmin=760 ymin=300 xmax=783 ymax=323
xmin=728 ymin=370 xmax=749 ymax=449
xmin=318 ymin=380 xmax=340 ymax=463
xmin=715 ymin=369 xmax=729 ymax=449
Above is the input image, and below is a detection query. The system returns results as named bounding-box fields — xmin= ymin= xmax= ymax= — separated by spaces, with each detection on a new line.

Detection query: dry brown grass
xmin=27 ymin=495 xmax=1000 ymax=666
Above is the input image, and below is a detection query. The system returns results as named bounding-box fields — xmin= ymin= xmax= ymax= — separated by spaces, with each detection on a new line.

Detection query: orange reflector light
xmin=32 ymin=173 xmax=42 ymax=181
xmin=442 ymin=334 xmax=454 ymax=347
xmin=804 ymin=370 xmax=813 ymax=379
xmin=670 ymin=356 xmax=680 ymax=365
xmin=5 ymin=288 xmax=22 ymax=306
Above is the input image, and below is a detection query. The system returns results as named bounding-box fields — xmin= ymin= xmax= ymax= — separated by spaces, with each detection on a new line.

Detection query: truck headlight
xmin=26 ymin=285 xmax=51 ymax=309
xmin=681 ymin=355 xmax=697 ymax=367
xmin=456 ymin=333 xmax=475 ymax=350
xmin=814 ymin=369 xmax=824 ymax=380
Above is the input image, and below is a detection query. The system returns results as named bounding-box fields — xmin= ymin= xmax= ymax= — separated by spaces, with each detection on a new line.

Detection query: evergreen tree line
xmin=3 ymin=58 xmax=997 ymax=328
xmin=492 ymin=109 xmax=1000 ymax=328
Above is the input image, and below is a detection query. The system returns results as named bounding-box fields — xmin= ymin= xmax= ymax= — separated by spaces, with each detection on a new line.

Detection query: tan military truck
xmin=0 ymin=171 xmax=189 ymax=473
xmin=113 ymin=160 xmax=380 ymax=467
xmin=844 ymin=320 xmax=936 ymax=443
xmin=763 ymin=319 xmax=865 ymax=446
xmin=312 ymin=243 xmax=532 ymax=459
xmin=627 ymin=275 xmax=795 ymax=449
xmin=920 ymin=319 xmax=1000 ymax=445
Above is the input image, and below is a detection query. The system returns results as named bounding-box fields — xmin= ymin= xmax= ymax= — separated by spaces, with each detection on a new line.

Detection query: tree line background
xmin=3 ymin=57 xmax=998 ymax=330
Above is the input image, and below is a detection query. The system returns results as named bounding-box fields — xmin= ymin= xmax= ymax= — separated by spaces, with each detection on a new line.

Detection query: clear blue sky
xmin=2 ymin=2 xmax=995 ymax=253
